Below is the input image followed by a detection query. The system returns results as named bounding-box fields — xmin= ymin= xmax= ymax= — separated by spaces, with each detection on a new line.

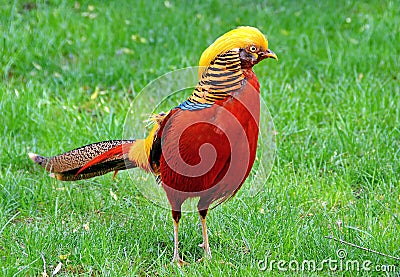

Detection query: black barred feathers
xmin=178 ymin=49 xmax=244 ymax=111
xmin=29 ymin=140 xmax=136 ymax=181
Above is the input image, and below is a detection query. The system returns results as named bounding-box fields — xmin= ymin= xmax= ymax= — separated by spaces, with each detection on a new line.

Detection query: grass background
xmin=1 ymin=0 xmax=399 ymax=276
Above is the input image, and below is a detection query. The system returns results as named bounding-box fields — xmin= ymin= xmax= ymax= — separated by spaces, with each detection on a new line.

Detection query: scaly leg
xmin=171 ymin=210 xmax=186 ymax=266
xmin=199 ymin=209 xmax=212 ymax=260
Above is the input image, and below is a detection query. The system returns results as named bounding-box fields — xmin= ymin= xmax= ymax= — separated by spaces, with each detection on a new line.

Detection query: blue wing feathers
xmin=177 ymin=100 xmax=212 ymax=111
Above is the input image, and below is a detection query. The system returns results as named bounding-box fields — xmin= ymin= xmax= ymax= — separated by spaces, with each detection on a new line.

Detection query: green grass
xmin=1 ymin=0 xmax=399 ymax=276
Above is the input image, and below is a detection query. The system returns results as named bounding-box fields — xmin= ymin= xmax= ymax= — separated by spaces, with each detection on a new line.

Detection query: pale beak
xmin=261 ymin=49 xmax=278 ymax=60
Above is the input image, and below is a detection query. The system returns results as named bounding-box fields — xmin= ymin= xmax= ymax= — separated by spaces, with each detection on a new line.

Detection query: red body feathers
xmin=160 ymin=69 xmax=260 ymax=211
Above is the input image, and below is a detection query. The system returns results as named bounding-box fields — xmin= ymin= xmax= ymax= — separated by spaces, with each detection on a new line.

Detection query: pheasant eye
xmin=249 ymin=46 xmax=257 ymax=52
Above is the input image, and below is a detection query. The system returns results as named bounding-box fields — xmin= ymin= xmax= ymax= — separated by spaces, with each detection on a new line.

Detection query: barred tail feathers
xmin=29 ymin=140 xmax=137 ymax=181
xmin=29 ymin=113 xmax=167 ymax=181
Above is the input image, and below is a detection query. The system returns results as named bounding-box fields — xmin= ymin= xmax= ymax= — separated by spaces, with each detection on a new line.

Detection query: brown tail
xmin=29 ymin=140 xmax=136 ymax=181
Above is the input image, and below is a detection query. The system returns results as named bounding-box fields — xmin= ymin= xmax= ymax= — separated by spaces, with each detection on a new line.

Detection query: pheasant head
xmin=199 ymin=26 xmax=277 ymax=73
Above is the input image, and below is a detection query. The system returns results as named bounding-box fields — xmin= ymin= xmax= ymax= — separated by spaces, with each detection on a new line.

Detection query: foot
xmin=204 ymin=248 xmax=212 ymax=260
xmin=172 ymin=257 xmax=187 ymax=267
xmin=198 ymin=242 xmax=212 ymax=260
xmin=196 ymin=252 xmax=212 ymax=263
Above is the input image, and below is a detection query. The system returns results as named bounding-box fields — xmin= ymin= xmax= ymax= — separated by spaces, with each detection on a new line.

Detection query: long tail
xmin=29 ymin=113 xmax=166 ymax=181
xmin=29 ymin=140 xmax=136 ymax=181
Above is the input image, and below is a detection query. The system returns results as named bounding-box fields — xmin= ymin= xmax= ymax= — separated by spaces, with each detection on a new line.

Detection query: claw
xmin=171 ymin=257 xmax=188 ymax=267
xmin=204 ymin=248 xmax=212 ymax=260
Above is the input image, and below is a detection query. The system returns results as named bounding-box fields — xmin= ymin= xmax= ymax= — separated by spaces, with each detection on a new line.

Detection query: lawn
xmin=1 ymin=0 xmax=399 ymax=276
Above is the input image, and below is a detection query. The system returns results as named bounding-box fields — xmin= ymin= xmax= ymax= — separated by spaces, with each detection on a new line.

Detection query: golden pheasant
xmin=29 ymin=26 xmax=277 ymax=265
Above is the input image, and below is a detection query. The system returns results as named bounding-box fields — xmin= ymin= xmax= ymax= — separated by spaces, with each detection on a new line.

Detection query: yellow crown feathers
xmin=198 ymin=26 xmax=269 ymax=71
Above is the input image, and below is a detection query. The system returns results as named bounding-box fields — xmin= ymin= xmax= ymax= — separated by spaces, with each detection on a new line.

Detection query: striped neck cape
xmin=178 ymin=49 xmax=245 ymax=111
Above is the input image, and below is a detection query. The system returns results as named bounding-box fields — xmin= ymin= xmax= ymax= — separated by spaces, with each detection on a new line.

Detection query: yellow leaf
xmin=116 ymin=47 xmax=134 ymax=55
xmin=90 ymin=90 xmax=99 ymax=100
xmin=33 ymin=62 xmax=42 ymax=70
xmin=55 ymin=187 xmax=68 ymax=191
xmin=110 ymin=188 xmax=118 ymax=201
xmin=59 ymin=253 xmax=70 ymax=260
xmin=83 ymin=223 xmax=90 ymax=231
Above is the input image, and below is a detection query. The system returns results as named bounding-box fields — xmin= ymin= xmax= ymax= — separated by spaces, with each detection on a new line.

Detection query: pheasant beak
xmin=260 ymin=49 xmax=278 ymax=60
